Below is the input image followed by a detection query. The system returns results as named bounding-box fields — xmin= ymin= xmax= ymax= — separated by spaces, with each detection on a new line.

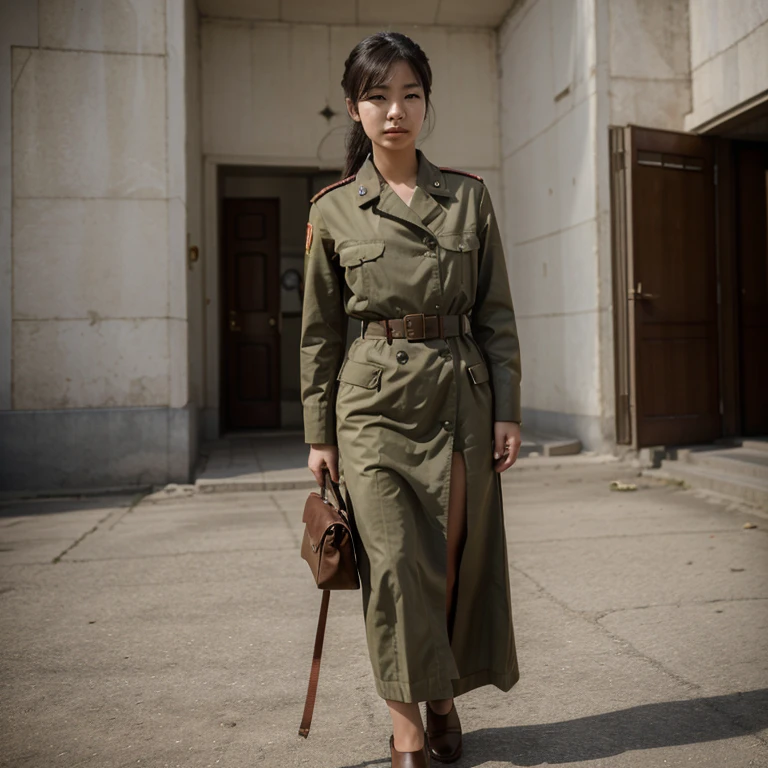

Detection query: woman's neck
xmin=371 ymin=146 xmax=418 ymax=186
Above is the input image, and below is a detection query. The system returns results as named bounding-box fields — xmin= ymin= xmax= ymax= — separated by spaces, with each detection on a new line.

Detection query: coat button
xmin=396 ymin=350 xmax=409 ymax=364
xmin=442 ymin=420 xmax=454 ymax=432
xmin=423 ymin=235 xmax=436 ymax=248
xmin=440 ymin=349 xmax=452 ymax=359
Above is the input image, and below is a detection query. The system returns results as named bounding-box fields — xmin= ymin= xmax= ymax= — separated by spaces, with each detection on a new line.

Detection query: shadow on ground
xmin=339 ymin=689 xmax=768 ymax=767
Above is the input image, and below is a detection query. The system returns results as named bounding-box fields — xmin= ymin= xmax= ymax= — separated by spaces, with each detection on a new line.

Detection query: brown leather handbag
xmin=298 ymin=468 xmax=359 ymax=738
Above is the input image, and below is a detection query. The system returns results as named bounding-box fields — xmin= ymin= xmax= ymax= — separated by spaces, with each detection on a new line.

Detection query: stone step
xmin=713 ymin=436 xmax=768 ymax=454
xmin=519 ymin=435 xmax=582 ymax=458
xmin=680 ymin=448 xmax=768 ymax=481
xmin=741 ymin=438 xmax=768 ymax=454
xmin=646 ymin=461 xmax=768 ymax=509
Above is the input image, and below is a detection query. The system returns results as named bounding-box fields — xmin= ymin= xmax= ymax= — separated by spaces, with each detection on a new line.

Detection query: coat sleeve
xmin=299 ymin=202 xmax=348 ymax=445
xmin=471 ymin=184 xmax=523 ymax=424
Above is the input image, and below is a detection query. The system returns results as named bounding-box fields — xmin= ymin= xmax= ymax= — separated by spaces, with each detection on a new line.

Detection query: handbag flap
xmin=302 ymin=492 xmax=348 ymax=546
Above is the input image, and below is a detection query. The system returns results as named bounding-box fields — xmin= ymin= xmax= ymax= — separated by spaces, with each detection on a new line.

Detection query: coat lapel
xmin=355 ymin=149 xmax=453 ymax=235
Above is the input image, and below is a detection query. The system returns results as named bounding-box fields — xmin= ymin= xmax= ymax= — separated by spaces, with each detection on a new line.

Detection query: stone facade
xmin=0 ymin=0 xmax=194 ymax=491
xmin=1 ymin=0 xmax=766 ymax=490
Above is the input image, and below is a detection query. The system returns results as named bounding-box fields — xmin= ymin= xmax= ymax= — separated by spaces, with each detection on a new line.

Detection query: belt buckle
xmin=403 ymin=313 xmax=426 ymax=341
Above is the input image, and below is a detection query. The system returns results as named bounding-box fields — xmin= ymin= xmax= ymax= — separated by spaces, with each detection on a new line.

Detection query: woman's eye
xmin=405 ymin=93 xmax=420 ymax=99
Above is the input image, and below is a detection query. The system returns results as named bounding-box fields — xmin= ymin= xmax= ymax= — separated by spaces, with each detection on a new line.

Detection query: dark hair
xmin=340 ymin=32 xmax=433 ymax=179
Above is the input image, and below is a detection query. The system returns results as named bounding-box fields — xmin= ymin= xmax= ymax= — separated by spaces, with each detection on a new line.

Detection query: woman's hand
xmin=308 ymin=443 xmax=340 ymax=486
xmin=493 ymin=421 xmax=522 ymax=472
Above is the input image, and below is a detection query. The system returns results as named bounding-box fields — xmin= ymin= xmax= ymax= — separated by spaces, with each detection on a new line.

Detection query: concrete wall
xmin=607 ymin=0 xmax=692 ymax=129
xmin=185 ymin=0 xmax=205 ymax=431
xmin=200 ymin=20 xmax=502 ymax=191
xmin=0 ymin=0 xmax=194 ymax=491
xmin=685 ymin=0 xmax=768 ymax=130
xmin=0 ymin=2 xmax=38 ymax=415
xmin=498 ymin=0 xmax=605 ymax=449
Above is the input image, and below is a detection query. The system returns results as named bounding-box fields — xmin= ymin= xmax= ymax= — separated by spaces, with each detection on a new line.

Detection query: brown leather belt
xmin=362 ymin=313 xmax=470 ymax=342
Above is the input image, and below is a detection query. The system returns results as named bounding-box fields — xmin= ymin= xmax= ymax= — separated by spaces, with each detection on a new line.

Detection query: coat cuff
xmin=494 ymin=390 xmax=522 ymax=424
xmin=303 ymin=404 xmax=337 ymax=445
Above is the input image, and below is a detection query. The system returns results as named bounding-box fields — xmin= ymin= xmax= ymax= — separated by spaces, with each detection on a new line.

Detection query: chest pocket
xmin=435 ymin=231 xmax=481 ymax=295
xmin=337 ymin=241 xmax=386 ymax=300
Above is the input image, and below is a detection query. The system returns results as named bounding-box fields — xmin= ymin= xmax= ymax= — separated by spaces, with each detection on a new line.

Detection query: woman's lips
xmin=384 ymin=128 xmax=408 ymax=134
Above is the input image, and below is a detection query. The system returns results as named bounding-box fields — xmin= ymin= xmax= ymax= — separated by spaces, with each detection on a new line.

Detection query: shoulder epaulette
xmin=439 ymin=167 xmax=484 ymax=183
xmin=310 ymin=175 xmax=355 ymax=203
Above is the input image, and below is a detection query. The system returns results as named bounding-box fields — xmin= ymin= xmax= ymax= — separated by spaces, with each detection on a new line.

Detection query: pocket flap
xmin=337 ymin=359 xmax=383 ymax=389
xmin=436 ymin=231 xmax=480 ymax=253
xmin=467 ymin=360 xmax=490 ymax=385
xmin=337 ymin=241 xmax=386 ymax=266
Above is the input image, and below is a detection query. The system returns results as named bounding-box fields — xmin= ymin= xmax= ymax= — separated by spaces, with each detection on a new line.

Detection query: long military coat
xmin=300 ymin=148 xmax=522 ymax=704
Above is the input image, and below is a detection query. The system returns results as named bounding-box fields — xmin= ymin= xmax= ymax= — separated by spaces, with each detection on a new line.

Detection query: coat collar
xmin=353 ymin=148 xmax=452 ymax=208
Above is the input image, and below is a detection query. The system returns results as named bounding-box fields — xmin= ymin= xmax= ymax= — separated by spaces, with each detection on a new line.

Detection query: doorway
xmin=610 ymin=120 xmax=768 ymax=448
xmin=733 ymin=140 xmax=768 ymax=435
xmin=215 ymin=165 xmax=340 ymax=435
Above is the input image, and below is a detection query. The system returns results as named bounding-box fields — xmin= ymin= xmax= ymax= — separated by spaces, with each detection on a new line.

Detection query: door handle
xmin=269 ymin=317 xmax=277 ymax=328
xmin=229 ymin=310 xmax=242 ymax=332
xmin=628 ymin=282 xmax=658 ymax=301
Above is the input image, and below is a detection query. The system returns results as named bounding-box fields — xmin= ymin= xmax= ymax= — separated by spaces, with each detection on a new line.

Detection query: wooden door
xmin=221 ymin=198 xmax=281 ymax=430
xmin=735 ymin=142 xmax=768 ymax=435
xmin=610 ymin=126 xmax=721 ymax=447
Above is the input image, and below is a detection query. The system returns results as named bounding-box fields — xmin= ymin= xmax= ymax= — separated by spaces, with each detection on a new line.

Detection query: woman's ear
xmin=345 ymin=97 xmax=361 ymax=122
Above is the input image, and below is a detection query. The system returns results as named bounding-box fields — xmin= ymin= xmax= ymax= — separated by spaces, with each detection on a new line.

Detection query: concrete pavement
xmin=1 ymin=457 xmax=766 ymax=767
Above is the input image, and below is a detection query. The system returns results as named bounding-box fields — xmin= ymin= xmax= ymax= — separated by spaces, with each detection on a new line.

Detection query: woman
xmin=300 ymin=31 xmax=522 ymax=767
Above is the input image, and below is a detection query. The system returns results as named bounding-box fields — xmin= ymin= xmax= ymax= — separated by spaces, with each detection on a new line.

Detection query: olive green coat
xmin=300 ymin=148 xmax=522 ymax=703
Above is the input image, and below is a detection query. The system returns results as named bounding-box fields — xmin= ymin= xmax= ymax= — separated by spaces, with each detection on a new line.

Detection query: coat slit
xmin=447 ymin=448 xmax=470 ymax=647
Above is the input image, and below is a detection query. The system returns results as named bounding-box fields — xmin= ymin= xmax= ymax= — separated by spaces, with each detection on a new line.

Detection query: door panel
xmin=611 ymin=126 xmax=721 ymax=447
xmin=222 ymin=198 xmax=281 ymax=430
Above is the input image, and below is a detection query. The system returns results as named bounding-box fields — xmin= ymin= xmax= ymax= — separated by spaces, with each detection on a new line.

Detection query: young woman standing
xmin=300 ymin=31 xmax=522 ymax=768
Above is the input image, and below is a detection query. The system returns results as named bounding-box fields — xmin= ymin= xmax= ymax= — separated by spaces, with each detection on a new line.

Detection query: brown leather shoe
xmin=390 ymin=733 xmax=430 ymax=767
xmin=425 ymin=701 xmax=462 ymax=763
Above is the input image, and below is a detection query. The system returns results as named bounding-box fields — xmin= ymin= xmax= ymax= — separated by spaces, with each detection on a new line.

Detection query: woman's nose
xmin=387 ymin=100 xmax=405 ymax=120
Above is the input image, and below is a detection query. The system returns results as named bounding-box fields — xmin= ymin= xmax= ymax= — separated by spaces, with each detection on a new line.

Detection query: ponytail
xmin=342 ymin=121 xmax=373 ymax=179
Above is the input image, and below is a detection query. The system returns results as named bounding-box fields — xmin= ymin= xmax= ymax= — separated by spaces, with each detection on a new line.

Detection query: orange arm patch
xmin=305 ymin=222 xmax=313 ymax=254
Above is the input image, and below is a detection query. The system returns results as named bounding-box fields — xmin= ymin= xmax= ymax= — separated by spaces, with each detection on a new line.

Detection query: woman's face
xmin=346 ymin=60 xmax=427 ymax=153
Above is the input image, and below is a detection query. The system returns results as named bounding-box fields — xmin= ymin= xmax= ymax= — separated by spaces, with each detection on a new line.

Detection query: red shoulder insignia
xmin=439 ymin=167 xmax=484 ymax=183
xmin=310 ymin=175 xmax=355 ymax=203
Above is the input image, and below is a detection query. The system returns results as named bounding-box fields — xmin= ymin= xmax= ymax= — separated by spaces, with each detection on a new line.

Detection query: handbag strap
xmin=298 ymin=589 xmax=331 ymax=738
xmin=321 ymin=467 xmax=345 ymax=511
